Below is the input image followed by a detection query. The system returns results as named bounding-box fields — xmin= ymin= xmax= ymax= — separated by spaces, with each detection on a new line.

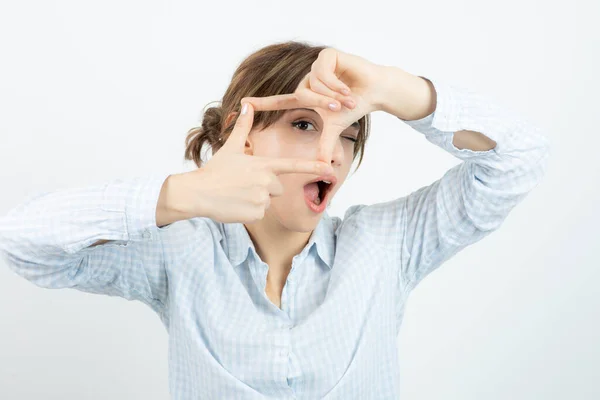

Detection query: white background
xmin=0 ymin=0 xmax=598 ymax=398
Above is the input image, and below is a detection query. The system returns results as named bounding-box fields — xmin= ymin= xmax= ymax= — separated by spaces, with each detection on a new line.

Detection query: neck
xmin=243 ymin=213 xmax=313 ymax=279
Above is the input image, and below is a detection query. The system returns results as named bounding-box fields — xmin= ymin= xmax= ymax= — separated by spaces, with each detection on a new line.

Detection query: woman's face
xmin=244 ymin=107 xmax=360 ymax=232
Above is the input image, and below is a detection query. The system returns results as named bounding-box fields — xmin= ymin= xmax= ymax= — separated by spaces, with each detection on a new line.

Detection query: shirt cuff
xmin=102 ymin=173 xmax=173 ymax=242
xmin=400 ymin=76 xmax=499 ymax=159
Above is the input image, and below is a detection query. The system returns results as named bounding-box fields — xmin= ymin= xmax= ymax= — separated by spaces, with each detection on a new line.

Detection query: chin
xmin=281 ymin=215 xmax=320 ymax=233
xmin=272 ymin=204 xmax=323 ymax=233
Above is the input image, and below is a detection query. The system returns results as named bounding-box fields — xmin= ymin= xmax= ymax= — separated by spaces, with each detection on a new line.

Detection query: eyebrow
xmin=287 ymin=108 xmax=361 ymax=129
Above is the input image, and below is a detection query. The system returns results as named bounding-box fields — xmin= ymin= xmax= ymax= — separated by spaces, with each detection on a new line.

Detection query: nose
xmin=330 ymin=137 xmax=345 ymax=167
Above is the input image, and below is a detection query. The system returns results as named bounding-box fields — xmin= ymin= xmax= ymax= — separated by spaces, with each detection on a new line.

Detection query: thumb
xmin=317 ymin=122 xmax=341 ymax=164
xmin=222 ymin=101 xmax=254 ymax=152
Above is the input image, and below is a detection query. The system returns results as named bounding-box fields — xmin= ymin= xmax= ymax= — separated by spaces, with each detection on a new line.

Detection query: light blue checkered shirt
xmin=0 ymin=76 xmax=550 ymax=399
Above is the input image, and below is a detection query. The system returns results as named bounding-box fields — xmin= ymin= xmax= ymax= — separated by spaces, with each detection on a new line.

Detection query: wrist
xmin=376 ymin=66 xmax=437 ymax=121
xmin=156 ymin=173 xmax=195 ymax=227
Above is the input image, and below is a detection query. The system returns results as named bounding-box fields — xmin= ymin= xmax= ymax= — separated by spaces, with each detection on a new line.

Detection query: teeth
xmin=322 ymin=180 xmax=331 ymax=184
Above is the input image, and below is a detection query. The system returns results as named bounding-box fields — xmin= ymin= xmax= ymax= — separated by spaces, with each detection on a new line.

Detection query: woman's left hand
xmin=241 ymin=47 xmax=391 ymax=164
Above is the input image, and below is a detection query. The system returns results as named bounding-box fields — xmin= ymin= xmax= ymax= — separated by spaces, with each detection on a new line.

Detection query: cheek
xmin=279 ymin=141 xmax=319 ymax=159
xmin=250 ymin=131 xmax=283 ymax=157
xmin=276 ymin=174 xmax=301 ymax=191
xmin=253 ymin=129 xmax=320 ymax=159
xmin=277 ymin=128 xmax=322 ymax=158
xmin=344 ymin=142 xmax=355 ymax=157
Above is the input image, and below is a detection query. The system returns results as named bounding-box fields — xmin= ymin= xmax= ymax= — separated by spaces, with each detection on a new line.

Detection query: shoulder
xmin=338 ymin=197 xmax=409 ymax=236
xmin=155 ymin=216 xmax=222 ymax=259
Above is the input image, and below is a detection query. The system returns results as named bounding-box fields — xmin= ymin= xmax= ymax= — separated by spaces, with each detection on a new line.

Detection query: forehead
xmin=287 ymin=107 xmax=317 ymax=113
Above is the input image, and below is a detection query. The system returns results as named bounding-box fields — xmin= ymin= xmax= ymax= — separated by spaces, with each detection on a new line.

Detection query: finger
xmin=261 ymin=157 xmax=334 ymax=176
xmin=222 ymin=101 xmax=254 ymax=152
xmin=308 ymin=76 xmax=355 ymax=110
xmin=244 ymin=91 xmax=343 ymax=113
xmin=242 ymin=94 xmax=301 ymax=112
xmin=309 ymin=73 xmax=349 ymax=105
xmin=295 ymin=89 xmax=343 ymax=112
xmin=316 ymin=48 xmax=352 ymax=96
xmin=317 ymin=123 xmax=343 ymax=164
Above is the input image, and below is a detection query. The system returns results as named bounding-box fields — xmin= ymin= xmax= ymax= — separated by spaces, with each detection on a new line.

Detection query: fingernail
xmin=341 ymin=88 xmax=350 ymax=96
xmin=328 ymin=102 xmax=338 ymax=111
xmin=241 ymin=102 xmax=249 ymax=115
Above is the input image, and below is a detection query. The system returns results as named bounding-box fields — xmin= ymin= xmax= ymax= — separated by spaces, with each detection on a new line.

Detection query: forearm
xmin=0 ymin=174 xmax=169 ymax=264
xmin=156 ymin=173 xmax=195 ymax=228
xmin=377 ymin=66 xmax=496 ymax=152
xmin=89 ymin=174 xmax=184 ymax=246
xmin=377 ymin=66 xmax=436 ymax=121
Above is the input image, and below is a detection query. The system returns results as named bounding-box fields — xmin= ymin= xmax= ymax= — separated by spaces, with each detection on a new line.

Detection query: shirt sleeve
xmin=0 ymin=173 xmax=174 ymax=315
xmin=343 ymin=76 xmax=551 ymax=294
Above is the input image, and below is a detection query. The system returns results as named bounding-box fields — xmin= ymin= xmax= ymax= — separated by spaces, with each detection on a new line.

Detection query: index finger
xmin=261 ymin=157 xmax=334 ymax=176
xmin=242 ymin=93 xmax=301 ymax=112
xmin=243 ymin=89 xmax=343 ymax=113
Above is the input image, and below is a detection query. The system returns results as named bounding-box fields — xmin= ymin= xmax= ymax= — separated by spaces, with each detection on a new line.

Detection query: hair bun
xmin=202 ymin=106 xmax=223 ymax=145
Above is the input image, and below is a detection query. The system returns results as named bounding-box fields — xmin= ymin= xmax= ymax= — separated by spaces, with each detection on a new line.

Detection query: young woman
xmin=0 ymin=41 xmax=549 ymax=399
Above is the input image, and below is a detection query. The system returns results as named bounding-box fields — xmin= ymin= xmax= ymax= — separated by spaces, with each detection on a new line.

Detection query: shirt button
xmin=142 ymin=230 xmax=151 ymax=239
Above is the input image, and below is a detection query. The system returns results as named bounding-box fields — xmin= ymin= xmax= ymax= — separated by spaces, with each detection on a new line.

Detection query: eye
xmin=292 ymin=119 xmax=357 ymax=143
xmin=291 ymin=120 xmax=317 ymax=131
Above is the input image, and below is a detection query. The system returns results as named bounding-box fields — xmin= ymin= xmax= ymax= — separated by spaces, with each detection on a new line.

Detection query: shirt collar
xmin=222 ymin=212 xmax=335 ymax=269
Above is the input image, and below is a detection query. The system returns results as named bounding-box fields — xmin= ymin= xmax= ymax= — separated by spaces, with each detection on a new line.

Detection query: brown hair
xmin=184 ymin=40 xmax=371 ymax=171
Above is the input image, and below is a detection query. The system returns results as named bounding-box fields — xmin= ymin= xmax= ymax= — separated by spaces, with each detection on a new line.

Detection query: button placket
xmin=284 ymin=275 xmax=295 ymax=312
xmin=286 ymin=258 xmax=302 ymax=321
xmin=248 ymin=257 xmax=271 ymax=305
xmin=275 ymin=325 xmax=291 ymax=361
xmin=278 ymin=321 xmax=291 ymax=329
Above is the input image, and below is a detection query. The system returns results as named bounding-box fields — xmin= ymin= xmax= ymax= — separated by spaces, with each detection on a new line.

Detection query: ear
xmin=224 ymin=111 xmax=254 ymax=156
xmin=224 ymin=111 xmax=237 ymax=127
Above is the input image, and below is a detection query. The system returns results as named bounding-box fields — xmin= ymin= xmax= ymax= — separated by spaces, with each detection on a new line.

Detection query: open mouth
xmin=303 ymin=176 xmax=336 ymax=208
xmin=315 ymin=180 xmax=332 ymax=205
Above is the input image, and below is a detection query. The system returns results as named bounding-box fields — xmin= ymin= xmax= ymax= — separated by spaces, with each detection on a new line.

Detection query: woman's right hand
xmin=159 ymin=101 xmax=334 ymax=225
